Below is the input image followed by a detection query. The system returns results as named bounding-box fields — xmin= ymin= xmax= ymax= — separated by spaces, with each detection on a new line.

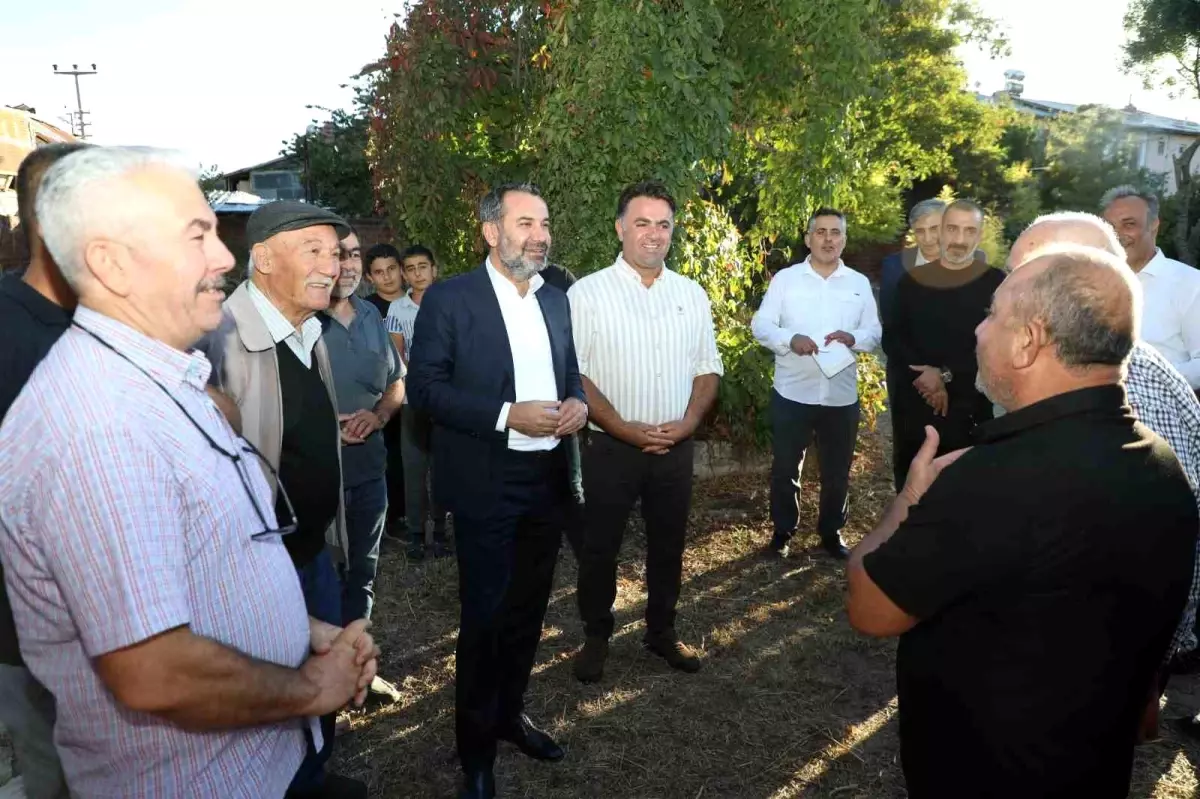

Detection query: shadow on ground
xmin=334 ymin=423 xmax=1200 ymax=799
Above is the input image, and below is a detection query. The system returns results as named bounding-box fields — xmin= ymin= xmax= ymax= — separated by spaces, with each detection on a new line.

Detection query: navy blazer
xmin=406 ymin=264 xmax=586 ymax=513
xmin=879 ymin=247 xmax=916 ymax=334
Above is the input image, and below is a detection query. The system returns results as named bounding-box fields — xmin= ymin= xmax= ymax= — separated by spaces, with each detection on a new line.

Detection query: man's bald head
xmin=1008 ymin=212 xmax=1123 ymax=271
xmin=1008 ymin=248 xmax=1137 ymax=368
xmin=976 ymin=246 xmax=1137 ymax=411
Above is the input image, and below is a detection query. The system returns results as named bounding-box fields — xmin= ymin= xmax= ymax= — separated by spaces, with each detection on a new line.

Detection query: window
xmin=1157 ymin=139 xmax=1166 ymax=156
xmin=250 ymin=170 xmax=304 ymax=201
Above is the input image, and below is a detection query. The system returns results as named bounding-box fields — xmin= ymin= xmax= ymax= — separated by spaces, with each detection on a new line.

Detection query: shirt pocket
xmin=829 ymin=291 xmax=865 ymax=331
xmin=356 ymin=352 xmax=390 ymax=396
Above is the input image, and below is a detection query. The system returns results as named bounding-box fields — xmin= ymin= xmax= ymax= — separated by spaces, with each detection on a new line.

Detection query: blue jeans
xmin=342 ymin=477 xmax=387 ymax=623
xmin=288 ymin=549 xmax=341 ymax=793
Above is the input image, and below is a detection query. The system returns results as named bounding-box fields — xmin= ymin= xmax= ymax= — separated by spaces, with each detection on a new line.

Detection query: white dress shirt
xmin=246 ymin=281 xmax=323 ymax=367
xmin=1137 ymin=248 xmax=1200 ymax=389
xmin=569 ymin=255 xmax=724 ymax=429
xmin=751 ymin=258 xmax=881 ymax=407
xmin=487 ymin=259 xmax=560 ymax=452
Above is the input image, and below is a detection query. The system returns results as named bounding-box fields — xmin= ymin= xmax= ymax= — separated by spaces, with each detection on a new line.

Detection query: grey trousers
xmin=400 ymin=405 xmax=446 ymax=544
xmin=0 ymin=665 xmax=66 ymax=799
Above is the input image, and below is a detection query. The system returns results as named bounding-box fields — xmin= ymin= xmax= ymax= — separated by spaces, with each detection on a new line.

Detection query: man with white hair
xmin=1102 ymin=186 xmax=1200 ymax=390
xmin=0 ymin=146 xmax=379 ymax=798
xmin=849 ymin=245 xmax=1197 ymax=797
xmin=201 ymin=200 xmax=368 ymax=797
xmin=1008 ymin=213 xmax=1200 ymax=672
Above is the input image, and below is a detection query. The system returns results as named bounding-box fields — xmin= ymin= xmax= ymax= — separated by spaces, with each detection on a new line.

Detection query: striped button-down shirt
xmin=569 ymin=255 xmax=724 ymax=429
xmin=1123 ymin=339 xmax=1200 ymax=657
xmin=385 ymin=290 xmax=421 ymax=357
xmin=0 ymin=307 xmax=310 ymax=798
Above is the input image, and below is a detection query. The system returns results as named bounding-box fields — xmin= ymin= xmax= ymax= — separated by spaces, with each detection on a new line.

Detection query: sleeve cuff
xmin=496 ymin=402 xmax=511 ymax=433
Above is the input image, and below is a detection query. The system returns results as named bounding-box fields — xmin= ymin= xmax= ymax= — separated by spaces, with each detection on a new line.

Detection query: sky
xmin=4 ymin=0 xmax=1199 ymax=175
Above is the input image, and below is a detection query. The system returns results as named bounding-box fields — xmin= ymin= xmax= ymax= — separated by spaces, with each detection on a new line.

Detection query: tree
xmin=282 ymin=94 xmax=376 ymax=218
xmin=1038 ymin=106 xmax=1167 ymax=218
xmin=1123 ymin=0 xmax=1200 ymax=264
xmin=198 ymin=163 xmax=225 ymax=195
xmin=366 ymin=0 xmax=1008 ymax=449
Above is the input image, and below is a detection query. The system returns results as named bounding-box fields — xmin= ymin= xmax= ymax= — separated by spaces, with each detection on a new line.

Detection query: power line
xmin=52 ymin=63 xmax=98 ymax=139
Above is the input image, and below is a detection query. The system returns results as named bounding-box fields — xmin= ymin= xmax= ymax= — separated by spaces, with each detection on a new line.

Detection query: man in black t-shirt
xmin=882 ymin=199 xmax=1003 ymax=491
xmin=0 ymin=142 xmax=90 ymax=799
xmin=848 ymin=248 xmax=1198 ymax=799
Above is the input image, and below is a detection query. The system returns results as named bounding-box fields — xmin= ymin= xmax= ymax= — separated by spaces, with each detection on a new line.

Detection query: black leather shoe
xmin=821 ymin=536 xmax=850 ymax=560
xmin=458 ymin=769 xmax=496 ymax=799
xmin=497 ymin=713 xmax=565 ymax=761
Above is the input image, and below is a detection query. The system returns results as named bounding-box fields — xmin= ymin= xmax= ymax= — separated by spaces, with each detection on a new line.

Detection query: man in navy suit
xmin=878 ymin=198 xmax=946 ymax=330
xmin=407 ymin=183 xmax=588 ymax=799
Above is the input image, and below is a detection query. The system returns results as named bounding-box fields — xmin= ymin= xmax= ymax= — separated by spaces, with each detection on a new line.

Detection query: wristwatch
xmin=940 ymin=368 xmax=953 ymax=384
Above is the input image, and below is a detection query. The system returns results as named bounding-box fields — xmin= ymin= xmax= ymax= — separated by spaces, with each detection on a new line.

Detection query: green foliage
xmin=198 ymin=163 xmax=224 ymax=194
xmin=1123 ymin=0 xmax=1200 ymax=99
xmin=856 ymin=352 xmax=888 ymax=432
xmin=364 ymin=0 xmax=1004 ymax=450
xmin=1037 ymin=107 xmax=1166 ymax=214
xmin=283 ymin=103 xmax=375 ymax=219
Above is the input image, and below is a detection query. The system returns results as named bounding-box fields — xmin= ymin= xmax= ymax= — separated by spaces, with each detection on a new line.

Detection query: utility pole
xmin=52 ymin=63 xmax=98 ymax=139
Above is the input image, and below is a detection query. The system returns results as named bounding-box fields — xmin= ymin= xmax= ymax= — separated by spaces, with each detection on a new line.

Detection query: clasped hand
xmin=507 ymin=398 xmax=588 ymax=438
xmin=909 ymin=365 xmax=948 ymax=417
xmin=302 ymin=618 xmax=381 ymax=716
xmin=621 ymin=418 xmax=695 ymax=455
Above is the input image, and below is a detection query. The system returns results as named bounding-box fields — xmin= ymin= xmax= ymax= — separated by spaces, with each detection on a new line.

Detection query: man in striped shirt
xmin=570 ymin=180 xmax=724 ymax=683
xmin=0 ymin=146 xmax=378 ymax=798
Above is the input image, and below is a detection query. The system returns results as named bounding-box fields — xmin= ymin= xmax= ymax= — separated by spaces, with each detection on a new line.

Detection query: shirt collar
xmin=246 ymin=280 xmax=322 ymax=354
xmin=915 ymin=250 xmax=930 ymax=267
xmin=485 ymin=256 xmax=544 ymax=299
xmin=800 ymin=256 xmax=848 ymax=278
xmin=397 ymin=290 xmax=420 ymax=310
xmin=615 ymin=254 xmax=666 ymax=285
xmin=1141 ymin=248 xmax=1168 ymax=277
xmin=975 ymin=384 xmax=1129 ymax=445
xmin=72 ymin=306 xmax=212 ymax=391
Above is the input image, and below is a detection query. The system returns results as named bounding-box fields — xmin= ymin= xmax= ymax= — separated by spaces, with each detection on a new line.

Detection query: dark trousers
xmin=382 ymin=408 xmax=406 ymax=525
xmin=454 ymin=447 xmax=567 ymax=774
xmin=401 ymin=406 xmax=446 ymax=545
xmin=341 ymin=476 xmax=387 ymax=623
xmin=577 ymin=432 xmax=694 ymax=640
xmin=769 ymin=391 xmax=860 ymax=544
xmin=289 ymin=548 xmax=341 ymax=793
xmin=890 ymin=380 xmax=990 ymax=492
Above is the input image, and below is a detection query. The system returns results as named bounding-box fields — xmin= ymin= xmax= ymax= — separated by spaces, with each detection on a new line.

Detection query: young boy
xmin=386 ymin=245 xmax=448 ymax=559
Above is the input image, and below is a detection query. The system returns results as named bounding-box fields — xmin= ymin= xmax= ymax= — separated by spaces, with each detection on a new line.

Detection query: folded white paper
xmin=812 ymin=341 xmax=856 ymax=378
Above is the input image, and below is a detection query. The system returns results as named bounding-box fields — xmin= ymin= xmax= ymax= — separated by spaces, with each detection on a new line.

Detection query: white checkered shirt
xmin=0 ymin=308 xmax=310 ymax=797
xmin=1125 ymin=339 xmax=1200 ymax=656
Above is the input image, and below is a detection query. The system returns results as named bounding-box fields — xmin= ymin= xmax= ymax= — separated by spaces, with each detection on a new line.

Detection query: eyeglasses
xmin=73 ymin=323 xmax=298 ymax=540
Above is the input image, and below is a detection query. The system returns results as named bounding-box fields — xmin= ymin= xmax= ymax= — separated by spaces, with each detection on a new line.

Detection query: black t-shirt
xmin=274 ymin=344 xmax=341 ymax=568
xmin=864 ymin=385 xmax=1198 ymax=799
xmin=364 ymin=293 xmax=393 ymax=319
xmin=0 ymin=274 xmax=72 ymax=666
xmin=882 ymin=259 xmax=1004 ymax=397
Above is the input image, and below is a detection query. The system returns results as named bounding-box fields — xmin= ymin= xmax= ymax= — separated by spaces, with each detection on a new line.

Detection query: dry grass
xmin=334 ymin=421 xmax=1200 ymax=798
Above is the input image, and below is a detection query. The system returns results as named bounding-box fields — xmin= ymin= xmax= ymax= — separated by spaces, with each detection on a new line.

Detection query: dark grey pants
xmin=769 ymin=390 xmax=860 ymax=544
xmin=401 ymin=405 xmax=446 ymax=544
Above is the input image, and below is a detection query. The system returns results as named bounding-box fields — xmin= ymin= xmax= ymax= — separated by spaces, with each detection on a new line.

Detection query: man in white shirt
xmin=1102 ymin=185 xmax=1200 ymax=390
xmin=406 ymin=183 xmax=588 ymax=799
xmin=752 ymin=209 xmax=881 ymax=559
xmin=569 ymin=180 xmax=724 ymax=684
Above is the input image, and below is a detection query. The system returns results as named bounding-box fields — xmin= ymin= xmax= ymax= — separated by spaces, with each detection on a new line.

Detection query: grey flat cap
xmin=246 ymin=201 xmax=351 ymax=249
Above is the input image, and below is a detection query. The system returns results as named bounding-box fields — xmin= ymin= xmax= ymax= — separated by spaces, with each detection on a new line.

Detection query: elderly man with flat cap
xmin=201 ymin=201 xmax=366 ymax=799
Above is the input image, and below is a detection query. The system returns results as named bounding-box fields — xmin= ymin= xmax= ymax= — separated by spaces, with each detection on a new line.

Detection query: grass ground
xmin=335 ymin=420 xmax=1200 ymax=798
